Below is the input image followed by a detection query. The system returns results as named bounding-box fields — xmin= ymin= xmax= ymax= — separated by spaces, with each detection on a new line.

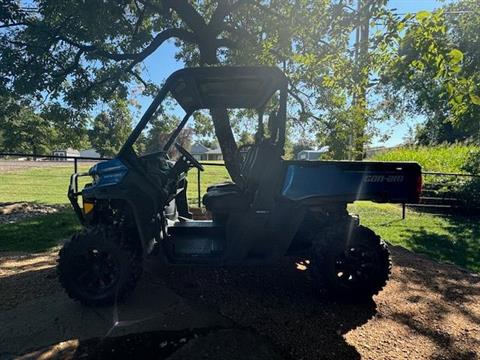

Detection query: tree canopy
xmin=0 ymin=0 xmax=478 ymax=167
xmin=379 ymin=1 xmax=480 ymax=144
xmin=89 ymin=98 xmax=132 ymax=158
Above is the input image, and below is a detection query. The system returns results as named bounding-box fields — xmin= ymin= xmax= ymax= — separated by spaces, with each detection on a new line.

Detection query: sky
xmin=136 ymin=0 xmax=452 ymax=148
xmin=370 ymin=0 xmax=453 ymax=146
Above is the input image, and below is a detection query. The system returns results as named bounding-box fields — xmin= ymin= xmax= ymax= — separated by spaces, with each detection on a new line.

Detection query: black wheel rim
xmin=334 ymin=245 xmax=377 ymax=288
xmin=71 ymin=248 xmax=121 ymax=298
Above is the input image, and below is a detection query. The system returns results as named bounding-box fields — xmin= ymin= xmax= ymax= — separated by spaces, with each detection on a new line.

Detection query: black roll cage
xmin=118 ymin=66 xmax=288 ymax=158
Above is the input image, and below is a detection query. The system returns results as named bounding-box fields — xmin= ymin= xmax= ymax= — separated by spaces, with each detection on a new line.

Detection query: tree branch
xmin=54 ymin=49 xmax=84 ymax=78
xmin=214 ymin=37 xmax=238 ymax=49
xmin=163 ymin=0 xmax=207 ymax=33
xmin=57 ymin=28 xmax=196 ymax=62
xmin=0 ymin=22 xmax=28 ymax=28
xmin=132 ymin=2 xmax=146 ymax=36
xmin=288 ymin=87 xmax=322 ymax=122
xmin=129 ymin=69 xmax=149 ymax=88
xmin=208 ymin=0 xmax=252 ymax=38
xmin=132 ymin=28 xmax=197 ymax=61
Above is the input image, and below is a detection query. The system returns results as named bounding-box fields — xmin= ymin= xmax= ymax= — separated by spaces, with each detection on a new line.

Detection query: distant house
xmin=52 ymin=148 xmax=80 ymax=161
xmin=191 ymin=142 xmax=223 ymax=161
xmin=296 ymin=147 xmax=329 ymax=160
xmin=80 ymin=148 xmax=102 ymax=159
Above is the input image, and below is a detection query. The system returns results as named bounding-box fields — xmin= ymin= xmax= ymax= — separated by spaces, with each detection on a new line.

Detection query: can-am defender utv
xmin=58 ymin=66 xmax=422 ymax=306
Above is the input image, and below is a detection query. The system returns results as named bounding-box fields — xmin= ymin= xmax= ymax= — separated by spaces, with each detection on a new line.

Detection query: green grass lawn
xmin=185 ymin=163 xmax=231 ymax=205
xmin=0 ymin=210 xmax=81 ymax=252
xmin=0 ymin=162 xmax=230 ymax=205
xmin=1 ymin=162 xmax=479 ymax=272
xmin=0 ymin=164 xmax=93 ymax=204
xmin=0 ymin=162 xmax=230 ymax=253
xmin=350 ymin=202 xmax=480 ymax=272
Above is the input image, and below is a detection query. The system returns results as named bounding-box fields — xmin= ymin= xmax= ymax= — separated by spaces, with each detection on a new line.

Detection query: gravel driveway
xmin=0 ymin=245 xmax=478 ymax=359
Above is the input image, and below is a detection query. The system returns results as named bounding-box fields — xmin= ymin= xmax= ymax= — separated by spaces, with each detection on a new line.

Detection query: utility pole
xmin=353 ymin=0 xmax=370 ymax=160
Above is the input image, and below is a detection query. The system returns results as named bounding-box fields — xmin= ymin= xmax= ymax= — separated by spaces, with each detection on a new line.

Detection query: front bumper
xmin=68 ymin=172 xmax=91 ymax=225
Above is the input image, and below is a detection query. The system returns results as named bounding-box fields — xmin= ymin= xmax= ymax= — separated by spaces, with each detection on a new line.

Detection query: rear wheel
xmin=312 ymin=225 xmax=391 ymax=301
xmin=57 ymin=226 xmax=142 ymax=307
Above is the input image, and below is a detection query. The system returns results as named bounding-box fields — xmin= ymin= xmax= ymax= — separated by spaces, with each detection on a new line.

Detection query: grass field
xmin=0 ymin=162 xmax=230 ymax=252
xmin=0 ymin=210 xmax=81 ymax=252
xmin=371 ymin=144 xmax=479 ymax=173
xmin=0 ymin=162 xmax=230 ymax=205
xmin=350 ymin=202 xmax=480 ymax=272
xmin=0 ymin=163 xmax=92 ymax=204
xmin=1 ymin=161 xmax=478 ymax=272
xmin=185 ymin=163 xmax=231 ymax=205
xmin=4 ymin=143 xmax=478 ymax=205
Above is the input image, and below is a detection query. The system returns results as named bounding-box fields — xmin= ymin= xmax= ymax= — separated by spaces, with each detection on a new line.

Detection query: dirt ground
xmin=0 ymin=244 xmax=479 ymax=359
xmin=0 ymin=203 xmax=65 ymax=224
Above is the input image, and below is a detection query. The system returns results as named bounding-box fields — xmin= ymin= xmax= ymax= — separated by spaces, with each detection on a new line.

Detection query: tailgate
xmin=281 ymin=160 xmax=422 ymax=204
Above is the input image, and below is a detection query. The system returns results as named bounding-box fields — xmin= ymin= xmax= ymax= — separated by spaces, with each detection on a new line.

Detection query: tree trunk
xmin=210 ymin=108 xmax=242 ymax=184
xmin=199 ymin=40 xmax=242 ymax=184
xmin=31 ymin=141 xmax=37 ymax=161
xmin=353 ymin=0 xmax=370 ymax=160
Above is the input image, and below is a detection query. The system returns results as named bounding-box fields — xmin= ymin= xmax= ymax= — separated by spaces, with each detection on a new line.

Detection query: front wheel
xmin=57 ymin=226 xmax=143 ymax=307
xmin=311 ymin=226 xmax=391 ymax=301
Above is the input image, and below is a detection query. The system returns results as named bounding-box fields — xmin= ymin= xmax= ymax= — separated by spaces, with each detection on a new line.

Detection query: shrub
xmin=458 ymin=179 xmax=480 ymax=211
xmin=373 ymin=144 xmax=480 ymax=212
xmin=462 ymin=149 xmax=480 ymax=175
xmin=372 ymin=144 xmax=478 ymax=173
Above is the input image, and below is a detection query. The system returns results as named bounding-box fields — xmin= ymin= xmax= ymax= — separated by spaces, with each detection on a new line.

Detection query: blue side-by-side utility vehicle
xmin=57 ymin=67 xmax=422 ymax=306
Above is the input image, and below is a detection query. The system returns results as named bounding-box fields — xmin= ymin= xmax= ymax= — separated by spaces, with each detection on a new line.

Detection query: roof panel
xmin=166 ymin=66 xmax=287 ymax=112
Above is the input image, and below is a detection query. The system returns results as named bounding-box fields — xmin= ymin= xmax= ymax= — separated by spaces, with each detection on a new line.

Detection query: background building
xmin=296 ymin=147 xmax=329 ymax=160
xmin=52 ymin=148 xmax=80 ymax=161
xmin=191 ymin=142 xmax=223 ymax=161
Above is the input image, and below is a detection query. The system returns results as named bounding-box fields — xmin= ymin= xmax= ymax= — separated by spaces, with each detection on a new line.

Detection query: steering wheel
xmin=175 ymin=143 xmax=204 ymax=171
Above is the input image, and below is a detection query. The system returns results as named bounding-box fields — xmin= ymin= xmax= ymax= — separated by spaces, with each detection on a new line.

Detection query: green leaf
xmin=451 ymin=65 xmax=462 ymax=73
xmin=470 ymin=93 xmax=480 ymax=105
xmin=416 ymin=11 xmax=431 ymax=21
xmin=448 ymin=49 xmax=464 ymax=64
xmin=446 ymin=82 xmax=454 ymax=95
xmin=453 ymin=94 xmax=464 ymax=104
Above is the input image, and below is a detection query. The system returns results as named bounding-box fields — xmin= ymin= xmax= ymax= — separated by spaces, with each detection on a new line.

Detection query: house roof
xmin=80 ymin=148 xmax=101 ymax=158
xmin=298 ymin=147 xmax=329 ymax=154
xmin=205 ymin=148 xmax=222 ymax=154
xmin=191 ymin=142 xmax=210 ymax=154
xmin=54 ymin=148 xmax=80 ymax=155
xmin=191 ymin=142 xmax=223 ymax=155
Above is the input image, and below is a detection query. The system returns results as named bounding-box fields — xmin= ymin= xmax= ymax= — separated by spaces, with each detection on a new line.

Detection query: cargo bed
xmin=281 ymin=160 xmax=422 ymax=204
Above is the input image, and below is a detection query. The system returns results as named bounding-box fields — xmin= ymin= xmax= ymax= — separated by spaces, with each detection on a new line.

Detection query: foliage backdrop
xmin=0 ymin=0 xmax=479 ymax=161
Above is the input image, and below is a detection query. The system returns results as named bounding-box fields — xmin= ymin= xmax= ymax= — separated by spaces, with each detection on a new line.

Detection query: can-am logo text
xmin=364 ymin=175 xmax=404 ymax=183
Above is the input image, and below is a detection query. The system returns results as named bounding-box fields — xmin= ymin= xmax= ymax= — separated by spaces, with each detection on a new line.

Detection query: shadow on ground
xmin=1 ymin=255 xmax=375 ymax=360
xmin=160 ymin=259 xmax=378 ymax=359
xmin=1 ymin=247 xmax=479 ymax=359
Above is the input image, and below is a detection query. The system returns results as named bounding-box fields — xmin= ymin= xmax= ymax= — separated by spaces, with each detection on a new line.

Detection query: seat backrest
xmin=240 ymin=145 xmax=258 ymax=179
xmin=240 ymin=141 xmax=282 ymax=193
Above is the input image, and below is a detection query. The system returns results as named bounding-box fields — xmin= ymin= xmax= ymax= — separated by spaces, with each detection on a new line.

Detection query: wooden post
xmin=402 ymin=203 xmax=406 ymax=220
xmin=74 ymin=157 xmax=78 ymax=192
xmin=197 ymin=167 xmax=201 ymax=208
